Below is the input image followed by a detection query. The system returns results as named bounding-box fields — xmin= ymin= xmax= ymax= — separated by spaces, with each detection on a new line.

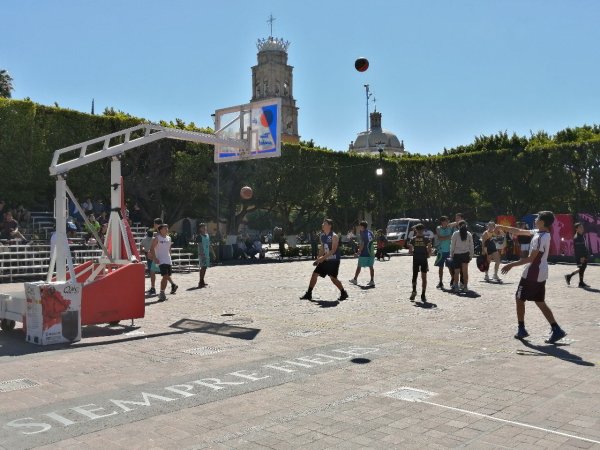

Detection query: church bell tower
xmin=251 ymin=20 xmax=299 ymax=143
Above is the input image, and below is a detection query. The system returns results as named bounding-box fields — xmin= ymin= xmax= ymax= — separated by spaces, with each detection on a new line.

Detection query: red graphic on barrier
xmin=40 ymin=286 xmax=71 ymax=331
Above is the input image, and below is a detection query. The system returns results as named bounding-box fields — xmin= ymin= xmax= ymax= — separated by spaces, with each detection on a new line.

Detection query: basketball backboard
xmin=214 ymin=98 xmax=281 ymax=163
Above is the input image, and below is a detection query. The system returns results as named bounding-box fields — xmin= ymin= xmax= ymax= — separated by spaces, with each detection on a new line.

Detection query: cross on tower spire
xmin=267 ymin=13 xmax=276 ymax=37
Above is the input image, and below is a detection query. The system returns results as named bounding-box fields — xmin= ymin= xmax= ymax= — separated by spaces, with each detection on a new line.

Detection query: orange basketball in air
xmin=240 ymin=186 xmax=253 ymax=200
xmin=355 ymin=57 xmax=369 ymax=72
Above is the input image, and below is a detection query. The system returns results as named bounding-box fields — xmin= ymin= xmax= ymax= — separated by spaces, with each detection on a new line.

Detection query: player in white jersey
xmin=497 ymin=211 xmax=567 ymax=344
xmin=149 ymin=224 xmax=178 ymax=302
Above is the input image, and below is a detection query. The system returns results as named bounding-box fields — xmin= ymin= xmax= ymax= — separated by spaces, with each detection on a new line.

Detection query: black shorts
xmin=485 ymin=241 xmax=497 ymax=256
xmin=413 ymin=260 xmax=428 ymax=274
xmin=453 ymin=252 xmax=471 ymax=266
xmin=314 ymin=260 xmax=340 ymax=278
xmin=516 ymin=278 xmax=546 ymax=302
xmin=159 ymin=264 xmax=173 ymax=276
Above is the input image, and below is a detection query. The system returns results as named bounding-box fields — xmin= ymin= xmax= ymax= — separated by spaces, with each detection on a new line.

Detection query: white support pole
xmin=52 ymin=176 xmax=76 ymax=282
xmin=109 ymin=157 xmax=122 ymax=261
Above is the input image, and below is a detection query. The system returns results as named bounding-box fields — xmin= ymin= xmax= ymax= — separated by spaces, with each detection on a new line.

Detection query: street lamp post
xmin=376 ymin=141 xmax=385 ymax=230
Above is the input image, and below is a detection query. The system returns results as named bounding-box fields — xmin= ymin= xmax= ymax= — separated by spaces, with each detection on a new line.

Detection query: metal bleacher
xmin=0 ymin=222 xmax=198 ymax=284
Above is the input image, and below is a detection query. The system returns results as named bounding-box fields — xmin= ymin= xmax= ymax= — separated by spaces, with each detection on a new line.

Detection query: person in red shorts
xmin=497 ymin=211 xmax=567 ymax=344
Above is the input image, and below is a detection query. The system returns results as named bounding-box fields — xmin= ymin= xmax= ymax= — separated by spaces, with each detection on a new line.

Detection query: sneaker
xmin=578 ymin=282 xmax=590 ymax=288
xmin=367 ymin=280 xmax=375 ymax=287
xmin=459 ymin=283 xmax=465 ymax=291
xmin=410 ymin=291 xmax=417 ymax=301
xmin=299 ymin=291 xmax=312 ymax=300
xmin=436 ymin=282 xmax=443 ymax=289
xmin=170 ymin=284 xmax=178 ymax=295
xmin=451 ymin=284 xmax=459 ymax=292
xmin=148 ymin=287 xmax=156 ymax=295
xmin=461 ymin=284 xmax=468 ymax=293
xmin=484 ymin=273 xmax=490 ymax=282
xmin=564 ymin=274 xmax=571 ymax=285
xmin=545 ymin=328 xmax=567 ymax=344
xmin=338 ymin=290 xmax=349 ymax=301
xmin=421 ymin=294 xmax=427 ymax=302
xmin=514 ymin=327 xmax=530 ymax=339
xmin=349 ymin=278 xmax=358 ymax=285
xmin=158 ymin=292 xmax=167 ymax=302
xmin=493 ymin=274 xmax=501 ymax=282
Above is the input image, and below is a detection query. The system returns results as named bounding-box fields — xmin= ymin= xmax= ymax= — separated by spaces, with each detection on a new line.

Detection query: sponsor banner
xmin=25 ymin=282 xmax=82 ymax=345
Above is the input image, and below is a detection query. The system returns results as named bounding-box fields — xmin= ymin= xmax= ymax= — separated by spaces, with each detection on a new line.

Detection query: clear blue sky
xmin=3 ymin=0 xmax=599 ymax=154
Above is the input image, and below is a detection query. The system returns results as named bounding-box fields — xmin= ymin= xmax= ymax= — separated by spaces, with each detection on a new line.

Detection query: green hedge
xmin=1 ymin=98 xmax=599 ymax=233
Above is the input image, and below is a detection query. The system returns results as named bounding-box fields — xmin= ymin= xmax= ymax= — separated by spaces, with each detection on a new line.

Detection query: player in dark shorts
xmin=408 ymin=223 xmax=432 ymax=302
xmin=300 ymin=219 xmax=348 ymax=302
xmin=498 ymin=211 xmax=567 ymax=344
xmin=565 ymin=222 xmax=590 ymax=288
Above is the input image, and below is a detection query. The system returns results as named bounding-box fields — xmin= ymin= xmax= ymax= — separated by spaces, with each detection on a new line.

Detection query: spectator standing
xmin=482 ymin=221 xmax=502 ymax=282
xmin=140 ymin=229 xmax=154 ymax=277
xmin=150 ymin=224 xmax=178 ymax=302
xmin=300 ymin=219 xmax=348 ymax=301
xmin=375 ymin=229 xmax=389 ymax=261
xmin=349 ymin=220 xmax=375 ymax=287
xmin=310 ymin=231 xmax=319 ymax=260
xmin=435 ymin=216 xmax=453 ymax=288
xmin=450 ymin=220 xmax=474 ymax=292
xmin=146 ymin=218 xmax=162 ymax=295
xmin=408 ymin=223 xmax=432 ymax=302
xmin=197 ymin=223 xmax=210 ymax=288
xmin=498 ymin=211 xmax=567 ymax=344
xmin=565 ymin=222 xmax=590 ymax=288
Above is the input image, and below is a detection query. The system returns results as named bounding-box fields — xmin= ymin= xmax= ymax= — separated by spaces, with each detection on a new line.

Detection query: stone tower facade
xmin=251 ymin=37 xmax=299 ymax=143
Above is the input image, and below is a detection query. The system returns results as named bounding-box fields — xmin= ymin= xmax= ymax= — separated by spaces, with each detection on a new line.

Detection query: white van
xmin=386 ymin=218 xmax=434 ymax=248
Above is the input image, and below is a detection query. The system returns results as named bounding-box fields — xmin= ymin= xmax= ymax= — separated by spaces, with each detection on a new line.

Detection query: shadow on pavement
xmin=517 ymin=340 xmax=595 ymax=366
xmin=310 ymin=299 xmax=340 ymax=308
xmin=358 ymin=285 xmax=376 ymax=290
xmin=351 ymin=358 xmax=371 ymax=364
xmin=0 ymin=319 xmax=260 ymax=356
xmin=581 ymin=286 xmax=600 ymax=293
xmin=413 ymin=301 xmax=437 ymax=309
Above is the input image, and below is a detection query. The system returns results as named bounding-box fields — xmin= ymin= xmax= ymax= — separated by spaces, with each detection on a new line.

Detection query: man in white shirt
xmin=498 ymin=211 xmax=567 ymax=344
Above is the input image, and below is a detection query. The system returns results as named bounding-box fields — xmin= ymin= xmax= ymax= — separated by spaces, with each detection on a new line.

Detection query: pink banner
xmin=550 ymin=214 xmax=574 ymax=256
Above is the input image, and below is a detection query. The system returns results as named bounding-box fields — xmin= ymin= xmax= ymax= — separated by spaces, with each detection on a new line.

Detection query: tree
xmin=0 ymin=70 xmax=14 ymax=98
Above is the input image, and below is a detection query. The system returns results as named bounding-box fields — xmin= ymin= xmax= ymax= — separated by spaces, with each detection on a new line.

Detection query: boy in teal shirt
xmin=435 ymin=216 xmax=453 ymax=288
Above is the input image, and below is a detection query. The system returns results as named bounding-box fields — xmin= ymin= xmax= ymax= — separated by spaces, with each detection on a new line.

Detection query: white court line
xmin=420 ymin=400 xmax=600 ymax=445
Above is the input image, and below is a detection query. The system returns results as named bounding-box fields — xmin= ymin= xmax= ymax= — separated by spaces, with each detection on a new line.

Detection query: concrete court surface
xmin=0 ymin=253 xmax=599 ymax=449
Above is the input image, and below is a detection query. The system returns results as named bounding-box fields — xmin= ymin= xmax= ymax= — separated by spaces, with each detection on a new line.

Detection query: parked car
xmin=386 ymin=218 xmax=435 ymax=249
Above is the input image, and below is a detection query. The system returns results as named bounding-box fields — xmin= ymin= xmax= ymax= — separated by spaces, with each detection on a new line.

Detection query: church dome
xmin=349 ymin=111 xmax=405 ymax=155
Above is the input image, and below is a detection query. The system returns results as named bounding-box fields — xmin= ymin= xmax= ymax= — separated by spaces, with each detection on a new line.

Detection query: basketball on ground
xmin=240 ymin=186 xmax=253 ymax=200
xmin=355 ymin=57 xmax=369 ymax=72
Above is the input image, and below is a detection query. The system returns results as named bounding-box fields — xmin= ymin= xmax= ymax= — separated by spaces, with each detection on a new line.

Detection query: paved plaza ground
xmin=0 ymin=252 xmax=599 ymax=449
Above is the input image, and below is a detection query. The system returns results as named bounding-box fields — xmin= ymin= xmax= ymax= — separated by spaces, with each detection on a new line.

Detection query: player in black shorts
xmin=565 ymin=222 xmax=590 ymax=288
xmin=300 ymin=219 xmax=348 ymax=302
xmin=408 ymin=224 xmax=432 ymax=302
